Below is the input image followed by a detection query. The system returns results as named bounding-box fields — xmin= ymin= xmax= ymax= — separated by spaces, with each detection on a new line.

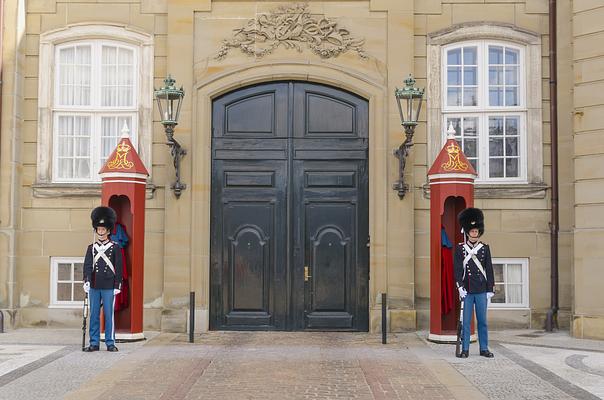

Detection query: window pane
xmin=75 ymin=159 xmax=90 ymax=179
xmin=463 ymin=88 xmax=477 ymax=106
xmin=57 ymin=116 xmax=91 ymax=180
xmin=507 ymin=284 xmax=522 ymax=304
xmin=74 ymin=263 xmax=84 ymax=280
xmin=447 ymin=87 xmax=461 ymax=106
xmin=489 ymin=67 xmax=503 ymax=85
xmin=489 ymin=138 xmax=504 ymax=156
xmin=447 ymin=48 xmax=461 ymax=65
xmin=464 ymin=139 xmax=477 ymax=158
xmin=489 ymin=46 xmax=504 ymax=64
xmin=58 ymin=45 xmax=91 ymax=106
xmin=505 ymin=87 xmax=518 ymax=106
xmin=58 ymin=159 xmax=72 ymax=179
xmin=489 ymin=88 xmax=503 ymax=106
xmin=493 ymin=264 xmax=504 ymax=283
xmin=57 ymin=263 xmax=72 ymax=280
xmin=505 ymin=117 xmax=518 ymax=135
xmin=464 ymin=67 xmax=477 ymax=85
xmin=463 ymin=47 xmax=477 ymax=65
xmin=448 ymin=67 xmax=461 ymax=85
xmin=489 ymin=117 xmax=504 ymax=136
xmin=463 ymin=118 xmax=477 ymax=136
xmin=505 ymin=137 xmax=518 ymax=156
xmin=102 ymin=46 xmax=135 ymax=107
xmin=74 ymin=285 xmax=86 ymax=301
xmin=57 ymin=283 xmax=72 ymax=301
xmin=492 ymin=284 xmax=505 ymax=303
xmin=505 ymin=66 xmax=518 ymax=85
xmin=447 ymin=117 xmax=461 ymax=136
xmin=469 ymin=159 xmax=477 ymax=172
xmin=505 ymin=158 xmax=519 ymax=177
xmin=505 ymin=48 xmax=519 ymax=64
xmin=489 ymin=158 xmax=504 ymax=178
xmin=506 ymin=264 xmax=523 ymax=283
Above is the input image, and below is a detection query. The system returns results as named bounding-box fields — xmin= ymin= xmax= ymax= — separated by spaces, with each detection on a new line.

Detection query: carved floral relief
xmin=215 ymin=3 xmax=367 ymax=60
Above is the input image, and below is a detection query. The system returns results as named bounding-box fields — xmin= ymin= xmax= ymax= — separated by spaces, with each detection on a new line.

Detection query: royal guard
xmin=454 ymin=207 xmax=495 ymax=358
xmin=82 ymin=206 xmax=123 ymax=352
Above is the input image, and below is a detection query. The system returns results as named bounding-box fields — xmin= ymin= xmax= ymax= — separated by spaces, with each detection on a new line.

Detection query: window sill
xmin=48 ymin=304 xmax=83 ymax=309
xmin=422 ymin=182 xmax=548 ymax=199
xmin=32 ymin=182 xmax=157 ymax=199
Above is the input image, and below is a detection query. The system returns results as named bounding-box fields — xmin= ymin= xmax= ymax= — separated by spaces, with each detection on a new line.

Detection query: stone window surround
xmin=491 ymin=257 xmax=530 ymax=309
xmin=34 ymin=23 xmax=155 ymax=198
xmin=49 ymin=256 xmax=85 ymax=308
xmin=426 ymin=23 xmax=546 ymax=199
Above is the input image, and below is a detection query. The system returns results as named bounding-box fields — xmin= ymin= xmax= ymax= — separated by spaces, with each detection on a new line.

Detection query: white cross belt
xmin=93 ymin=242 xmax=115 ymax=275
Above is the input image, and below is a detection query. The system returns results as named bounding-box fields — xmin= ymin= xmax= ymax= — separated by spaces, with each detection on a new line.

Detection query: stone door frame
xmin=191 ymin=61 xmax=388 ymax=331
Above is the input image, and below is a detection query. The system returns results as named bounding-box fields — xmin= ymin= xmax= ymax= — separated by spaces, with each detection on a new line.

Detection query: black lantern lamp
xmin=154 ymin=75 xmax=186 ymax=198
xmin=393 ymin=74 xmax=424 ymax=199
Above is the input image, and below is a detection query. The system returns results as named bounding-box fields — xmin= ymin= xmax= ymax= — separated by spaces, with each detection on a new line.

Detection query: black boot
xmin=459 ymin=350 xmax=469 ymax=358
xmin=480 ymin=349 xmax=494 ymax=358
xmin=107 ymin=345 xmax=119 ymax=352
xmin=84 ymin=345 xmax=99 ymax=352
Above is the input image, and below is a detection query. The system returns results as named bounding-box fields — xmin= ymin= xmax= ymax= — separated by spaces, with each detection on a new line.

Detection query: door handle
xmin=304 ymin=266 xmax=311 ymax=282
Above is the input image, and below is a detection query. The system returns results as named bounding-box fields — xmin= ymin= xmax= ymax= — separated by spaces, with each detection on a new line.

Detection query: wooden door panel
xmin=211 ymin=81 xmax=369 ymax=331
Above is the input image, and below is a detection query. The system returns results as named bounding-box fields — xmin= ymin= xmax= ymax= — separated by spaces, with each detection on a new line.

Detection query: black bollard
xmin=0 ymin=310 xmax=4 ymax=333
xmin=381 ymin=293 xmax=387 ymax=344
xmin=189 ymin=291 xmax=195 ymax=343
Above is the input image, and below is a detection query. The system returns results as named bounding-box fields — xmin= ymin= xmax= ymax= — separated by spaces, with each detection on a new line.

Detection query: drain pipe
xmin=545 ymin=0 xmax=559 ymax=332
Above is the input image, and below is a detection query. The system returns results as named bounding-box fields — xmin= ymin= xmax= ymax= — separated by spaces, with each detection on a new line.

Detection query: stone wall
xmin=572 ymin=0 xmax=604 ymax=339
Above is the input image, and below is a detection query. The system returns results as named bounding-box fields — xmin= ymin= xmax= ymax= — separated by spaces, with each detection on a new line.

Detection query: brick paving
xmin=63 ymin=332 xmax=462 ymax=400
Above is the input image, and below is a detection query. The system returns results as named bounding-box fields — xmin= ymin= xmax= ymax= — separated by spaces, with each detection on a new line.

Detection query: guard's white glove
xmin=458 ymin=287 xmax=467 ymax=299
xmin=113 ymin=289 xmax=121 ymax=296
xmin=83 ymin=281 xmax=90 ymax=294
xmin=486 ymin=292 xmax=494 ymax=300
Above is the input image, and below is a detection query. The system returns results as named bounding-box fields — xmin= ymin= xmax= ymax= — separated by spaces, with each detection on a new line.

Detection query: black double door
xmin=210 ymin=82 xmax=369 ymax=331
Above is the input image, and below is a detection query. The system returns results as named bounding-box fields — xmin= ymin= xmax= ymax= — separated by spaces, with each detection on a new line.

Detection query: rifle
xmin=82 ymin=293 xmax=89 ymax=351
xmin=455 ymin=297 xmax=463 ymax=357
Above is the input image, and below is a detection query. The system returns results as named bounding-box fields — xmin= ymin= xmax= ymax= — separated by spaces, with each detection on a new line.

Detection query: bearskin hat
xmin=91 ymin=206 xmax=117 ymax=230
xmin=458 ymin=207 xmax=484 ymax=237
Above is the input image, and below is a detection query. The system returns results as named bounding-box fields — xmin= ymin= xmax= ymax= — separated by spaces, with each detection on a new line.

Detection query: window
xmin=52 ymin=40 xmax=138 ymax=183
xmin=442 ymin=41 xmax=526 ymax=182
xmin=490 ymin=258 xmax=529 ymax=308
xmin=36 ymin=24 xmax=154 ymax=194
xmin=50 ymin=257 xmax=86 ymax=307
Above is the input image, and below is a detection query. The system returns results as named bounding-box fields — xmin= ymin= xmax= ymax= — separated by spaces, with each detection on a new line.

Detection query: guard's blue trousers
xmin=88 ymin=288 xmax=115 ymax=347
xmin=462 ymin=292 xmax=489 ymax=352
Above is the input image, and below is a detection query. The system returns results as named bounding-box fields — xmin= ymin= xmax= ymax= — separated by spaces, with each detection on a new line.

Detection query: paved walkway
xmin=0 ymin=329 xmax=602 ymax=399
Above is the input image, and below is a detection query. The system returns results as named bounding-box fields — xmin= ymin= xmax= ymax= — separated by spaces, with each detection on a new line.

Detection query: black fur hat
xmin=91 ymin=206 xmax=117 ymax=230
xmin=458 ymin=207 xmax=484 ymax=237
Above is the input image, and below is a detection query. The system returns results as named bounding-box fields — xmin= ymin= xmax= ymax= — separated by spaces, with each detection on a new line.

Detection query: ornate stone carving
xmin=215 ymin=3 xmax=367 ymax=60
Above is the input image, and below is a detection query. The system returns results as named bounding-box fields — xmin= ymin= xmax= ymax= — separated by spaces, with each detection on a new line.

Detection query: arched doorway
xmin=210 ymin=81 xmax=369 ymax=331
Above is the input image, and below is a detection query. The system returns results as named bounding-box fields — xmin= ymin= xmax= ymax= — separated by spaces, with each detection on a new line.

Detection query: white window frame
xmin=490 ymin=258 xmax=529 ymax=309
xmin=441 ymin=41 xmax=527 ymax=183
xmin=49 ymin=257 xmax=85 ymax=308
xmin=36 ymin=24 xmax=154 ymax=190
xmin=427 ymin=23 xmax=543 ymax=196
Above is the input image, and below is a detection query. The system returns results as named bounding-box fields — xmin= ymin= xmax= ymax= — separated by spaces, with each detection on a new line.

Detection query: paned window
xmin=442 ymin=41 xmax=526 ymax=182
xmin=50 ymin=257 xmax=86 ymax=307
xmin=52 ymin=40 xmax=138 ymax=183
xmin=490 ymin=258 xmax=529 ymax=308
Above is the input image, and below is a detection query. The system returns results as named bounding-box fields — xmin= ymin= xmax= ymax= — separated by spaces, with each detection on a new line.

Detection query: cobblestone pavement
xmin=420 ymin=330 xmax=604 ymax=400
xmin=0 ymin=329 xmax=603 ymax=399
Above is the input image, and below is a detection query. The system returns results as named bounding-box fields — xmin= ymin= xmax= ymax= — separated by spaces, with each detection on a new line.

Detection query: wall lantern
xmin=393 ymin=74 xmax=424 ymax=199
xmin=154 ymin=75 xmax=186 ymax=198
